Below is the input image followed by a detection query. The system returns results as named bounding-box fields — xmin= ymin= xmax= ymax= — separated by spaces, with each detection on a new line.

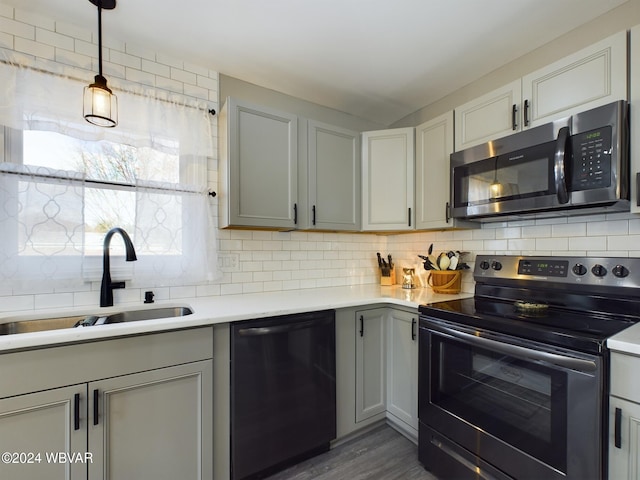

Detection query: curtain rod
xmin=0 ymin=58 xmax=216 ymax=115
xmin=0 ymin=167 xmax=217 ymax=197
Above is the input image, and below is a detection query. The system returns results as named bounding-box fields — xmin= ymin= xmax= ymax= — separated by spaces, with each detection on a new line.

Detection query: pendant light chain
xmin=97 ymin=1 xmax=103 ymax=78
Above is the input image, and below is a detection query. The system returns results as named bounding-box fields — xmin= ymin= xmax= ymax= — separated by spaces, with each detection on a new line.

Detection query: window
xmin=0 ymin=61 xmax=217 ymax=292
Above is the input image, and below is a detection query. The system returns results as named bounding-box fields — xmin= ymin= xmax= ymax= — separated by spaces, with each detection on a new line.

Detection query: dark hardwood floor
xmin=266 ymin=425 xmax=438 ymax=480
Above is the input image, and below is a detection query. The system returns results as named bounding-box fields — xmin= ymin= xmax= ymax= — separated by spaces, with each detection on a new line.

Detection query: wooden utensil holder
xmin=428 ymin=270 xmax=461 ymax=294
xmin=380 ymin=267 xmax=395 ymax=285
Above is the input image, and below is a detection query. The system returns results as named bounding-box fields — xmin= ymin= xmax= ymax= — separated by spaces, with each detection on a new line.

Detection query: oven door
xmin=418 ymin=316 xmax=603 ymax=480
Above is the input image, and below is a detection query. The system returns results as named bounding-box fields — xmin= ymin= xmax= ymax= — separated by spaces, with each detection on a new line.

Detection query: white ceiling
xmin=4 ymin=0 xmax=629 ymax=125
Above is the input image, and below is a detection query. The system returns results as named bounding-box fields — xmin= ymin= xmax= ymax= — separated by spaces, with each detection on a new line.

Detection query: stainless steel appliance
xmin=450 ymin=101 xmax=629 ymax=221
xmin=231 ymin=310 xmax=336 ymax=480
xmin=418 ymin=255 xmax=640 ymax=480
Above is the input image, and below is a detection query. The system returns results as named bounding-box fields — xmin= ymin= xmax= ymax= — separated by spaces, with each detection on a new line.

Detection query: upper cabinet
xmin=630 ymin=25 xmax=640 ymax=214
xmin=455 ymin=31 xmax=627 ymax=151
xmin=306 ymin=120 xmax=361 ymax=231
xmin=454 ymin=80 xmax=522 ymax=152
xmin=362 ymin=128 xmax=415 ymax=231
xmin=219 ymin=97 xmax=298 ymax=229
xmin=219 ymin=97 xmax=362 ymax=231
xmin=415 ymin=111 xmax=478 ymax=230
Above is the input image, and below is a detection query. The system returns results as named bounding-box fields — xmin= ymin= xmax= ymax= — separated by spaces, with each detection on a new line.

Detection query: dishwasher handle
xmin=237 ymin=318 xmax=331 ymax=336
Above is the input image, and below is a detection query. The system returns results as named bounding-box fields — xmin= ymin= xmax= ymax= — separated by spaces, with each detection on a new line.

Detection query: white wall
xmin=0 ymin=3 xmax=389 ymax=313
xmin=391 ymin=0 xmax=640 ymax=128
xmin=1 ymin=3 xmax=639 ymax=314
xmin=388 ymin=213 xmax=640 ymax=295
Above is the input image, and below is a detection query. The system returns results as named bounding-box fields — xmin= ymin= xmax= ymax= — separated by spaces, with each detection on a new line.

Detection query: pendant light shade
xmin=84 ymin=0 xmax=117 ymax=128
xmin=84 ymin=74 xmax=117 ymax=127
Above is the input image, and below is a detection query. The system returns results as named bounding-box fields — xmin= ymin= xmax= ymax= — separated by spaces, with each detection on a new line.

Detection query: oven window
xmin=431 ymin=335 xmax=566 ymax=472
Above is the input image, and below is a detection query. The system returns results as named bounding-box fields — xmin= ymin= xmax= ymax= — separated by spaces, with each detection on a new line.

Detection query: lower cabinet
xmin=609 ymin=351 xmax=640 ymax=480
xmin=386 ymin=309 xmax=419 ymax=436
xmin=88 ymin=361 xmax=212 ymax=480
xmin=0 ymin=385 xmax=87 ymax=479
xmin=355 ymin=308 xmax=387 ymax=423
xmin=0 ymin=328 xmax=213 ymax=480
xmin=336 ymin=306 xmax=419 ymax=442
xmin=609 ymin=396 xmax=640 ymax=480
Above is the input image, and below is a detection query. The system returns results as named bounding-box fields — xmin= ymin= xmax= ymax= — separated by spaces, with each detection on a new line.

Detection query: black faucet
xmin=100 ymin=227 xmax=137 ymax=307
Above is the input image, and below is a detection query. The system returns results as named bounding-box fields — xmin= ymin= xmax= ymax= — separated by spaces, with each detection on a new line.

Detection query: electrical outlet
xmin=218 ymin=253 xmax=240 ymax=272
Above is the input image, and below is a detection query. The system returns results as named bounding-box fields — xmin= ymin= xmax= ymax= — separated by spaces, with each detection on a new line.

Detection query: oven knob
xmin=572 ymin=263 xmax=587 ymax=276
xmin=591 ymin=264 xmax=607 ymax=277
xmin=612 ymin=265 xmax=630 ymax=278
xmin=491 ymin=261 xmax=503 ymax=271
xmin=479 ymin=261 xmax=490 ymax=270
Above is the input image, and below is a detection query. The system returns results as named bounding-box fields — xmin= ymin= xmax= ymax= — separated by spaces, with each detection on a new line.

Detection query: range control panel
xmin=475 ymin=255 xmax=640 ymax=289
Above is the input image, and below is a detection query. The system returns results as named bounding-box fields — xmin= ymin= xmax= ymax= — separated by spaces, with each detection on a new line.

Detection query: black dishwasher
xmin=231 ymin=310 xmax=336 ymax=480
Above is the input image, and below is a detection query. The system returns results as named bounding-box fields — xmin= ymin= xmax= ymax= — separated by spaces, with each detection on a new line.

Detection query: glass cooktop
xmin=420 ymin=297 xmax=637 ymax=355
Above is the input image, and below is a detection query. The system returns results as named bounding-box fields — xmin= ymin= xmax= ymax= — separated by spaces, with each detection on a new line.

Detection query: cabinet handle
xmin=411 ymin=318 xmax=416 ymax=341
xmin=293 ymin=203 xmax=298 ymax=224
xmin=408 ymin=208 xmax=412 ymax=227
xmin=511 ymin=104 xmax=518 ymax=130
xmin=615 ymin=407 xmax=622 ymax=448
xmin=359 ymin=315 xmax=364 ymax=337
xmin=74 ymin=393 xmax=80 ymax=431
xmin=445 ymin=202 xmax=451 ymax=224
xmin=524 ymin=99 xmax=530 ymax=127
xmin=312 ymin=205 xmax=316 ymax=226
xmin=93 ymin=389 xmax=99 ymax=426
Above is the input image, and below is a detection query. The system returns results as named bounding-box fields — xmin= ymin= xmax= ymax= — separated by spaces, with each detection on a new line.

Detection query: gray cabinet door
xmin=362 ymin=128 xmax=415 ymax=231
xmin=308 ymin=120 xmax=360 ymax=230
xmin=608 ymin=396 xmax=640 ymax=480
xmin=0 ymin=385 xmax=87 ymax=480
xmin=522 ymin=31 xmax=626 ymax=129
xmin=386 ymin=309 xmax=418 ymax=433
xmin=88 ymin=361 xmax=213 ymax=480
xmin=355 ymin=308 xmax=387 ymax=423
xmin=221 ymin=97 xmax=298 ymax=229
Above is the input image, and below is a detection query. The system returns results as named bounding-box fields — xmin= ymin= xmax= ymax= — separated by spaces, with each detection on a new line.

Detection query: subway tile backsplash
xmin=0 ymin=3 xmax=639 ymax=313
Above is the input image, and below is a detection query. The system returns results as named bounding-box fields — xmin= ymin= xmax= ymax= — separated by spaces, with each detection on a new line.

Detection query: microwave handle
xmin=554 ymin=126 xmax=570 ymax=204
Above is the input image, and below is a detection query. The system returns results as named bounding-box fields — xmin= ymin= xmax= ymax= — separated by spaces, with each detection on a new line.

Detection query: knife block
xmin=380 ymin=267 xmax=395 ymax=286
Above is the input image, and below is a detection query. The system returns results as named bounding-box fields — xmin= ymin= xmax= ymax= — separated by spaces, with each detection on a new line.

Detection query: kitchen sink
xmin=0 ymin=306 xmax=193 ymax=335
xmin=79 ymin=307 xmax=193 ymax=326
xmin=0 ymin=315 xmax=88 ymax=335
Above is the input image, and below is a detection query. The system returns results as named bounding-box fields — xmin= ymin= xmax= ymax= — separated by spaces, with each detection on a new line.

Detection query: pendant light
xmin=489 ymin=156 xmax=503 ymax=200
xmin=83 ymin=0 xmax=118 ymax=127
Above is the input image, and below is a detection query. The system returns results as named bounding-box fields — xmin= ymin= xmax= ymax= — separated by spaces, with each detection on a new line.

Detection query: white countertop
xmin=0 ymin=285 xmax=471 ymax=353
xmin=608 ymin=322 xmax=640 ymax=356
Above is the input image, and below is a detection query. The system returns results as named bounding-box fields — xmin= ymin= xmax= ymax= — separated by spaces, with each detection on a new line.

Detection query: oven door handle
xmin=432 ymin=324 xmax=597 ymax=373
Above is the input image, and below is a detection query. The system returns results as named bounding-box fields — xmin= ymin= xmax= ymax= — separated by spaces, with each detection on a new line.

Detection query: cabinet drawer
xmin=0 ymin=327 xmax=213 ymax=399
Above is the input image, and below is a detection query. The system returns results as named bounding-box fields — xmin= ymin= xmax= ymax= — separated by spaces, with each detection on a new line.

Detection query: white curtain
xmin=0 ymin=58 xmax=218 ymax=292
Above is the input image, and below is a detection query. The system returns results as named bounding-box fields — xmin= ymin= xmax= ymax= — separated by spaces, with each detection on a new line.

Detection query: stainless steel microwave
xmin=450 ymin=100 xmax=629 ymax=221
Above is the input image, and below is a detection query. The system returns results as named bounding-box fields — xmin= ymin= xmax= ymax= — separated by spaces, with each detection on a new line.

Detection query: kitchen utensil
xmin=437 ymin=253 xmax=450 ymax=270
xmin=418 ymin=255 xmax=435 ymax=270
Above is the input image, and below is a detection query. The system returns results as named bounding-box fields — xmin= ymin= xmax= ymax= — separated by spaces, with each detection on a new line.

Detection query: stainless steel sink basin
xmin=0 ymin=306 xmax=193 ymax=335
xmin=82 ymin=307 xmax=193 ymax=326
xmin=0 ymin=315 xmax=88 ymax=335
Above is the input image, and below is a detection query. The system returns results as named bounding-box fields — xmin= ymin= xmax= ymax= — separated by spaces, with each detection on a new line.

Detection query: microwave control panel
xmin=571 ymin=126 xmax=612 ymax=191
